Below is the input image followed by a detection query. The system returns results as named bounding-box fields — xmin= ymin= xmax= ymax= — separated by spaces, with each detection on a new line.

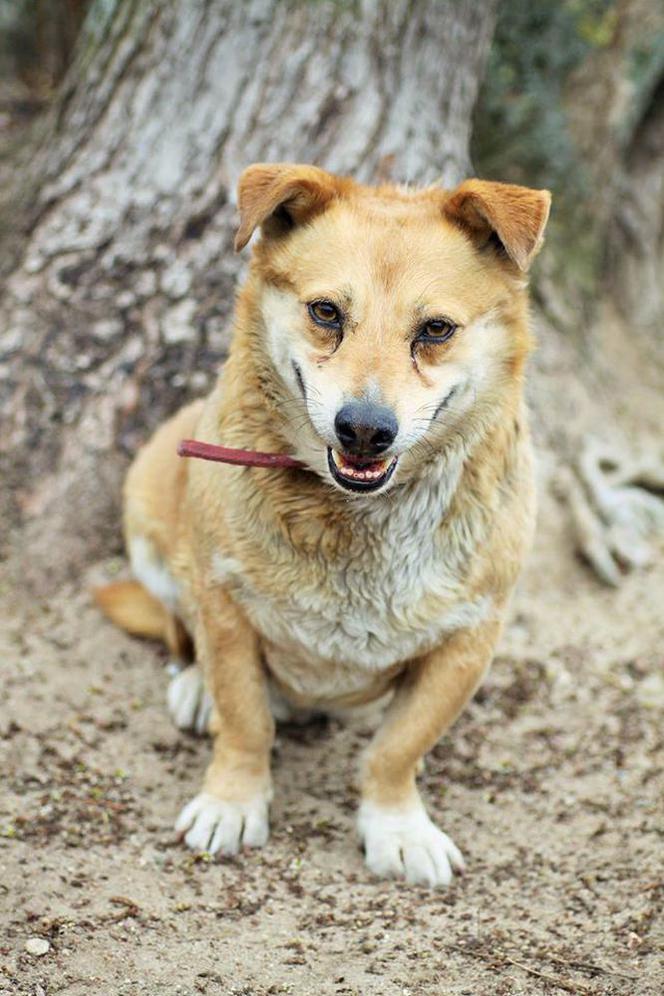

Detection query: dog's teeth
xmin=330 ymin=449 xmax=396 ymax=486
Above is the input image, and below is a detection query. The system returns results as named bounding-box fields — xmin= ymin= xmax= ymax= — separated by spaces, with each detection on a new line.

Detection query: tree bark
xmin=0 ymin=0 xmax=498 ymax=588
xmin=562 ymin=0 xmax=664 ymax=343
xmin=534 ymin=0 xmax=664 ymax=585
xmin=606 ymin=75 xmax=664 ymax=347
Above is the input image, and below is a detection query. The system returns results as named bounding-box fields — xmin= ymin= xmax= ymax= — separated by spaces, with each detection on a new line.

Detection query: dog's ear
xmin=443 ymin=179 xmax=551 ymax=271
xmin=234 ymin=163 xmax=342 ymax=252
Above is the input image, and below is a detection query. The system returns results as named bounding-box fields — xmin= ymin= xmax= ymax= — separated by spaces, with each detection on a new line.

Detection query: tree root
xmin=555 ymin=437 xmax=664 ymax=586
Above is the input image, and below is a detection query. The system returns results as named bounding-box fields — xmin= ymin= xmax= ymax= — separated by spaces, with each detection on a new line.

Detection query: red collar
xmin=178 ymin=438 xmax=304 ymax=469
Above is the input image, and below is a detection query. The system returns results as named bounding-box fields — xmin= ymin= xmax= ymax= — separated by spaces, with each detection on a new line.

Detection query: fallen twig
xmin=451 ymin=943 xmax=594 ymax=995
xmin=547 ymin=955 xmax=638 ymax=982
xmin=503 ymin=954 xmax=593 ymax=994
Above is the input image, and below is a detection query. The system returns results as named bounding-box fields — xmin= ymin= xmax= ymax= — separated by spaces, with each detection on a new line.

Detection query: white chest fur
xmin=211 ymin=453 xmax=494 ymax=702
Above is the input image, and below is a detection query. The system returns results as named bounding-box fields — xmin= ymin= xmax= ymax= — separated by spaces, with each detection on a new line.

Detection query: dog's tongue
xmin=338 ymin=452 xmax=387 ymax=473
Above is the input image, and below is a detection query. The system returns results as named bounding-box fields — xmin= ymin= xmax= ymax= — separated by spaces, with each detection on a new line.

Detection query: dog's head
xmin=235 ymin=164 xmax=550 ymax=495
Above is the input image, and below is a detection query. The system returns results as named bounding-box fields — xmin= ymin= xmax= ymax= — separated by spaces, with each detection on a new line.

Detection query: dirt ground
xmin=1 ymin=475 xmax=663 ymax=996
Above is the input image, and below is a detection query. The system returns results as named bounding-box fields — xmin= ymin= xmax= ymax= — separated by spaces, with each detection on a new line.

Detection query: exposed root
xmin=555 ymin=437 xmax=664 ymax=585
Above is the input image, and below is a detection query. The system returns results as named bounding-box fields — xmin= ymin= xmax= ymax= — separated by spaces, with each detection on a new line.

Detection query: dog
xmin=96 ymin=163 xmax=550 ymax=887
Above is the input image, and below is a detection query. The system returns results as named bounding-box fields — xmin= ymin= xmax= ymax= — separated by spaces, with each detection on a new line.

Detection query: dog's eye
xmin=308 ymin=300 xmax=342 ymax=327
xmin=416 ymin=319 xmax=457 ymax=344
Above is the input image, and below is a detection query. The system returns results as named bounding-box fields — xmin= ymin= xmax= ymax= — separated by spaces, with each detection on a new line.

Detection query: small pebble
xmin=24 ymin=937 xmax=50 ymax=956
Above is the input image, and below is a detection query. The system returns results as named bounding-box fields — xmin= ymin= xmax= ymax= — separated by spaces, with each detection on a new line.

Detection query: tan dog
xmin=96 ymin=164 xmax=550 ymax=887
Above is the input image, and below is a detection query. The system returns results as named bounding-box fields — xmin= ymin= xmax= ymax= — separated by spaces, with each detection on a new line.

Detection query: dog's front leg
xmin=359 ymin=620 xmax=501 ymax=887
xmin=176 ymin=591 xmax=274 ymax=855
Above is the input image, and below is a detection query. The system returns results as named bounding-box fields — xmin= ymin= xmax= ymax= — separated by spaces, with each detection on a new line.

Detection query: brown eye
xmin=416 ymin=319 xmax=457 ymax=344
xmin=308 ymin=300 xmax=342 ymax=327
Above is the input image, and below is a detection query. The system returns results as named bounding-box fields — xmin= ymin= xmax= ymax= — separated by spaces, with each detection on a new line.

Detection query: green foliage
xmin=472 ymin=0 xmax=619 ymax=300
xmin=624 ymin=31 xmax=664 ymax=144
xmin=473 ymin=0 xmax=664 ymax=311
xmin=0 ymin=0 xmax=90 ymax=91
xmin=473 ymin=0 xmax=614 ymax=195
xmin=0 ymin=0 xmax=37 ymax=79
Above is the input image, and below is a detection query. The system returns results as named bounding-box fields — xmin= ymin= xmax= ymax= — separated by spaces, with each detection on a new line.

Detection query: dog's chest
xmin=213 ymin=464 xmax=491 ymax=702
xmin=252 ymin=546 xmax=487 ymax=702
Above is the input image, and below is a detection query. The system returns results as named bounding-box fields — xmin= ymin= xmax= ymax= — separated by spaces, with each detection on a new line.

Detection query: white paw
xmin=175 ymin=792 xmax=270 ymax=855
xmin=358 ymin=801 xmax=465 ymax=888
xmin=167 ymin=665 xmax=213 ymax=734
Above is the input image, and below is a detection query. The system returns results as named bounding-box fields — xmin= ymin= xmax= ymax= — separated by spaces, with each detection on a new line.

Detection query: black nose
xmin=334 ymin=401 xmax=398 ymax=457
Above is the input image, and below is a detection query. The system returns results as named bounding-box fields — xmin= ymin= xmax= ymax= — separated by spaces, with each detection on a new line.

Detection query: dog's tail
xmin=93 ymin=580 xmax=168 ymax=641
xmin=93 ymin=580 xmax=193 ymax=659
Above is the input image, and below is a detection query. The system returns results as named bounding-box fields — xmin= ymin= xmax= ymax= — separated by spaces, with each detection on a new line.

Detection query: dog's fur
xmin=96 ymin=164 xmax=550 ymax=887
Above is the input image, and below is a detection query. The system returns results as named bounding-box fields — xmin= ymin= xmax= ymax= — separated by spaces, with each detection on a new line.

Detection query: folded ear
xmin=234 ymin=163 xmax=342 ymax=252
xmin=443 ymin=179 xmax=551 ymax=271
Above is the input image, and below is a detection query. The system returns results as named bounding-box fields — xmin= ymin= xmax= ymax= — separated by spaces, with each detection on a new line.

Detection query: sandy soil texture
xmin=1 ymin=483 xmax=663 ymax=996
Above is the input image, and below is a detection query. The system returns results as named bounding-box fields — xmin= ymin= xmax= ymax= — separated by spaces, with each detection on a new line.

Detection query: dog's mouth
xmin=327 ymin=448 xmax=398 ymax=493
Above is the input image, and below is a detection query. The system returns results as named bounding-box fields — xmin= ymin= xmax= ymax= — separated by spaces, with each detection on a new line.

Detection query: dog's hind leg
xmin=121 ymin=532 xmax=214 ymax=734
xmin=95 ymin=574 xmax=209 ymax=731
xmin=167 ymin=664 xmax=214 ymax=735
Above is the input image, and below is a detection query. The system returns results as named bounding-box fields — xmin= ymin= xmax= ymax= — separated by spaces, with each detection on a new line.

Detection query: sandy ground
xmin=1 ymin=480 xmax=663 ymax=996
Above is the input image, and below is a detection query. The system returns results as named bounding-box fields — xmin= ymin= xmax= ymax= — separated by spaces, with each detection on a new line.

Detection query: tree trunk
xmin=531 ymin=0 xmax=664 ymax=586
xmin=606 ymin=75 xmax=664 ymax=348
xmin=563 ymin=0 xmax=664 ymax=348
xmin=0 ymin=0 xmax=498 ymax=589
